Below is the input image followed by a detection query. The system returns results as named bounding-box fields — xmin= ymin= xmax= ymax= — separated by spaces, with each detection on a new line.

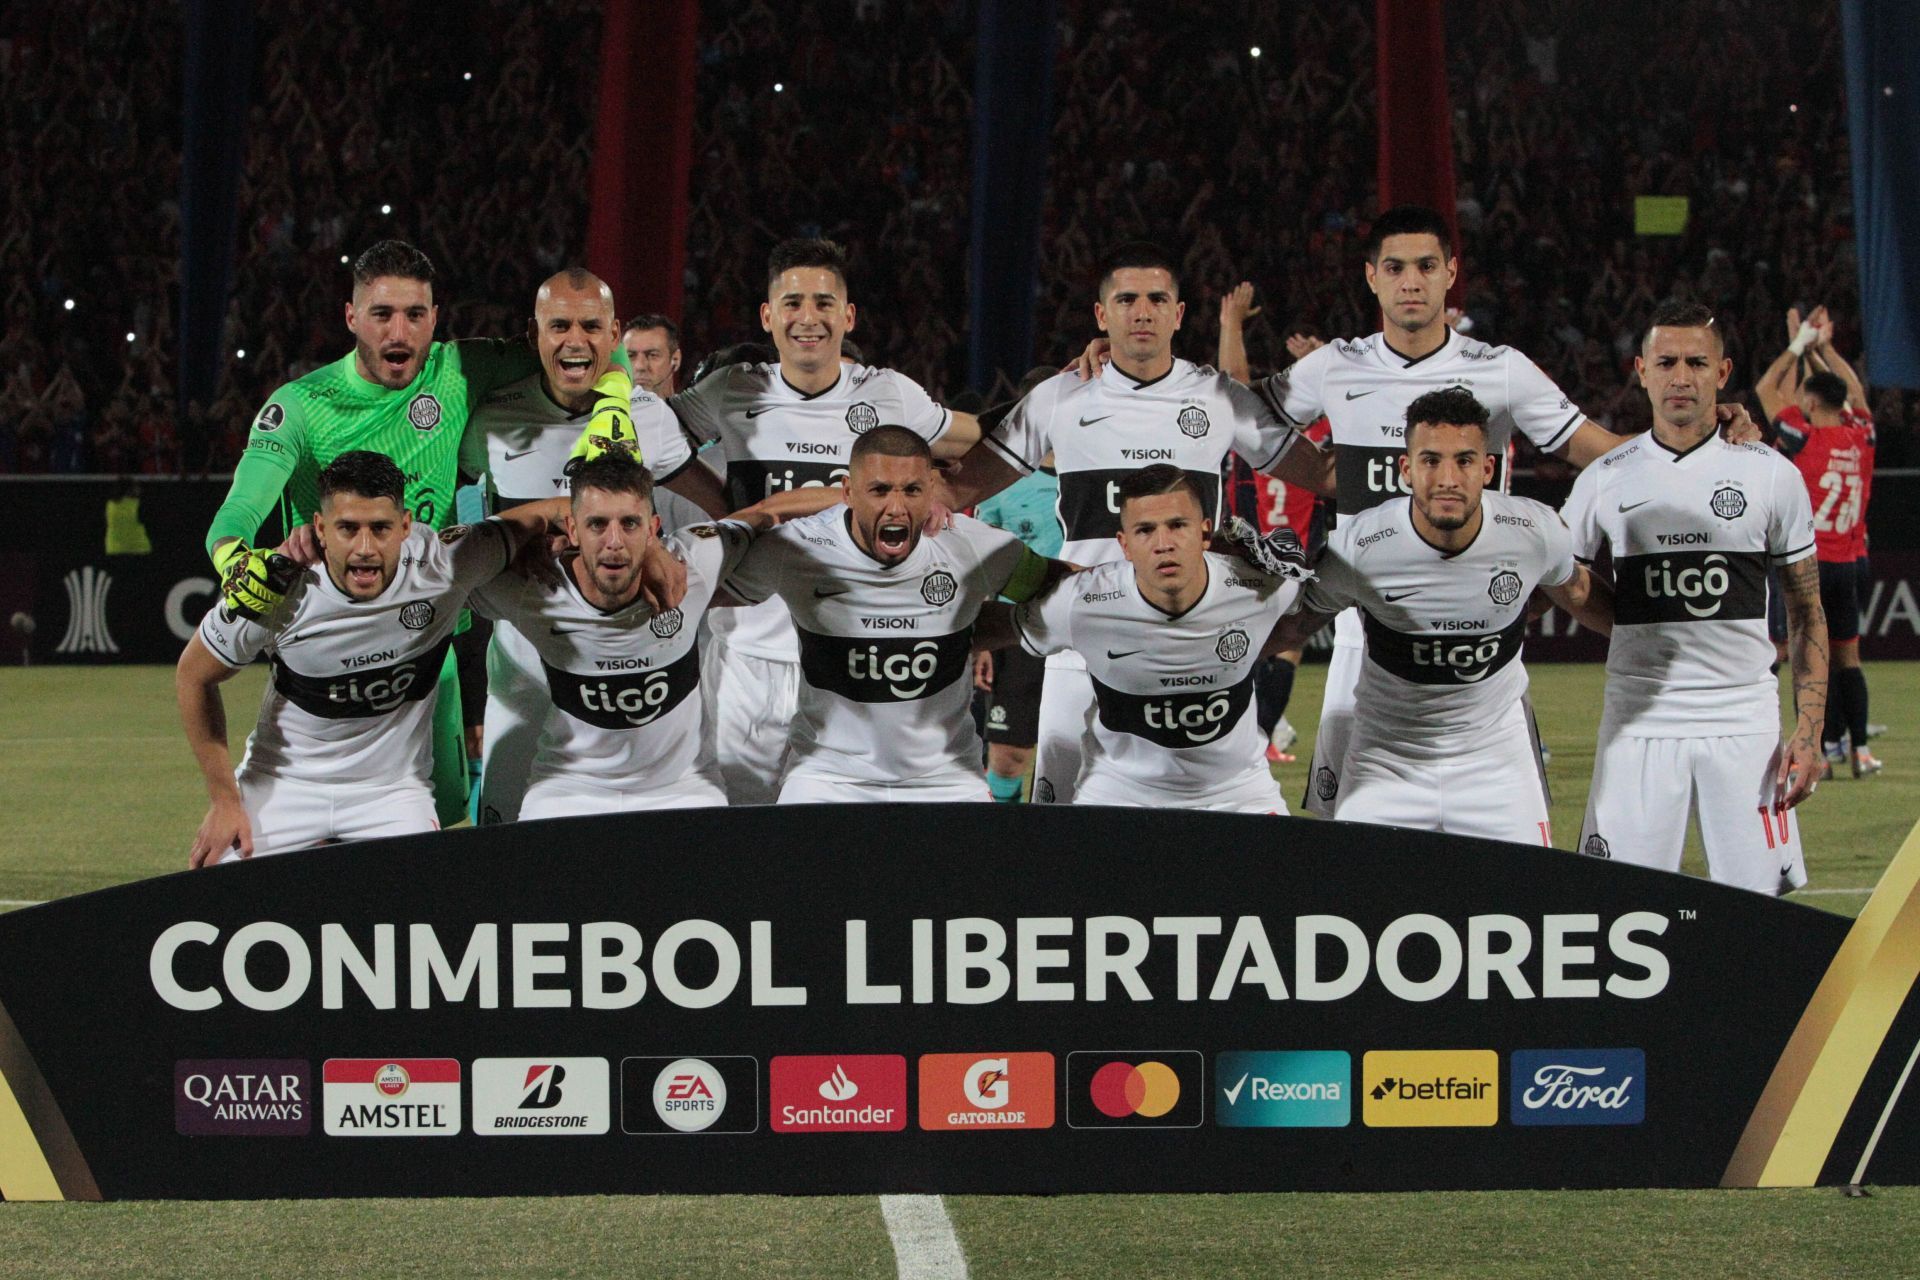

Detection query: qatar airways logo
xmin=848 ymin=639 xmax=942 ymax=699
xmin=1643 ymin=554 xmax=1731 ymax=618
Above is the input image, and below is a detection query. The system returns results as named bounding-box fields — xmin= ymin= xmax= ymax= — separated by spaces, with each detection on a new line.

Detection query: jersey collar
xmin=1648 ymin=427 xmax=1719 ymax=464
xmin=1402 ymin=494 xmax=1484 ymax=559
xmin=1102 ymin=357 xmax=1183 ymax=392
xmin=1131 ymin=554 xmax=1214 ymax=621
xmin=778 ymin=364 xmax=847 ymax=401
xmin=1378 ymin=327 xmax=1454 ymax=370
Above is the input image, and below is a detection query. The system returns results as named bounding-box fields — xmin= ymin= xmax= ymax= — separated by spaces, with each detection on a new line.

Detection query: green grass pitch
xmin=0 ymin=663 xmax=1916 ymax=1277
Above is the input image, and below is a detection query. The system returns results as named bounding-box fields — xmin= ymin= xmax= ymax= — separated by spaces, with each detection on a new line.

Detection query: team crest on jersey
xmin=437 ymin=524 xmax=470 ymax=545
xmin=1034 ymin=777 xmax=1056 ymax=804
xmin=1177 ymin=406 xmax=1211 ymax=439
xmin=846 ymin=402 xmax=880 ymax=435
xmin=921 ymin=570 xmax=958 ymax=605
xmin=688 ymin=524 xmax=721 ymax=539
xmin=399 ymin=601 xmax=436 ymax=631
xmin=1488 ymin=570 xmax=1523 ymax=606
xmin=1582 ymin=833 xmax=1611 ymax=859
xmin=253 ymin=403 xmax=285 ymax=433
xmin=1315 ymin=766 xmax=1338 ymax=802
xmin=1215 ymin=628 xmax=1250 ymax=663
xmin=408 ymin=393 xmax=443 ymax=432
xmin=650 ymin=607 xmax=684 ymax=638
xmin=1709 ymin=486 xmax=1747 ymax=520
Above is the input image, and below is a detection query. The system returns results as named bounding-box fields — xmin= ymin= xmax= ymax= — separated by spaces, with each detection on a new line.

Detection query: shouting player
xmin=1565 ymin=302 xmax=1827 ymax=894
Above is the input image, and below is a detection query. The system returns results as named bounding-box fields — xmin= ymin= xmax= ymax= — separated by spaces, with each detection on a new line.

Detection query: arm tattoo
xmin=1778 ymin=556 xmax=1828 ymax=738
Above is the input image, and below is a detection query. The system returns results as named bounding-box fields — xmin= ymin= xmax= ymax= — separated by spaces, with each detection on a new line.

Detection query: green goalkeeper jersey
xmin=205 ymin=338 xmax=536 ymax=554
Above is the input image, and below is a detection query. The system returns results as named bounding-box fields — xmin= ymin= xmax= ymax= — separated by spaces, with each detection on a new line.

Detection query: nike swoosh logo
xmin=1223 ymin=1073 xmax=1249 ymax=1106
xmin=1106 ymin=649 xmax=1142 ymax=659
xmin=503 ymin=449 xmax=541 ymax=461
xmin=549 ymin=625 xmax=586 ymax=635
xmin=746 ymin=407 xmax=779 ymax=419
xmin=1618 ymin=499 xmax=1653 ymax=513
xmin=1078 ymin=415 xmax=1113 ymax=427
xmin=813 ymin=587 xmax=850 ymax=598
xmin=1345 ymin=389 xmax=1377 ymax=400
xmin=1382 ymin=590 xmax=1416 ymax=602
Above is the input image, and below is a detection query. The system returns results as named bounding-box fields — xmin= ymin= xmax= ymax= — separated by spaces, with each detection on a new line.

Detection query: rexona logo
xmin=1510 ymin=1049 xmax=1645 ymax=1126
xmin=918 ymin=1052 xmax=1056 ymax=1131
xmin=1066 ymin=1051 xmax=1204 ymax=1129
xmin=1361 ymin=1050 xmax=1498 ymax=1128
xmin=769 ymin=1055 xmax=906 ymax=1133
xmin=322 ymin=1059 xmax=461 ymax=1136
xmin=1214 ymin=1051 xmax=1349 ymax=1128
xmin=620 ymin=1055 xmax=759 ymax=1135
xmin=472 ymin=1058 xmax=610 ymax=1135
xmin=175 ymin=1059 xmax=310 ymax=1136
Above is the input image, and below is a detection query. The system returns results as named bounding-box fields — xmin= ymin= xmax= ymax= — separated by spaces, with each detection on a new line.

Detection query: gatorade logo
xmin=1361 ymin=1050 xmax=1499 ymax=1128
xmin=918 ymin=1052 xmax=1055 ymax=1131
xmin=1066 ymin=1051 xmax=1204 ymax=1129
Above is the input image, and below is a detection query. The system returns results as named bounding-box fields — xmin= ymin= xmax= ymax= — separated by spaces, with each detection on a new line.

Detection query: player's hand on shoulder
xmin=214 ymin=541 xmax=300 ymax=621
xmin=275 ymin=523 xmax=320 ymax=567
xmin=922 ymin=502 xmax=956 ymax=536
xmin=1068 ymin=337 xmax=1112 ymax=381
xmin=189 ymin=797 xmax=252 ymax=869
xmin=511 ymin=532 xmax=567 ymax=589
xmin=638 ymin=537 xmax=689 ymax=612
xmin=1715 ymin=402 xmax=1762 ymax=445
xmin=1284 ymin=332 xmax=1325 ymax=362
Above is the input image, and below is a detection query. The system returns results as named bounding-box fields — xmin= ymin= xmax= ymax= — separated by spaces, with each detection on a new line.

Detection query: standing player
xmin=178 ymin=452 xmax=561 ymax=865
xmin=981 ymin=466 xmax=1308 ymax=813
xmin=468 ymin=457 xmax=771 ymax=817
xmin=623 ymin=314 xmax=683 ymax=397
xmin=662 ymin=238 xmax=985 ymax=803
xmin=943 ymin=242 xmax=1331 ymax=806
xmin=204 ymin=240 xmax=636 ymax=828
xmin=464 ymin=272 xmax=728 ymax=826
xmin=1271 ymin=390 xmax=1605 ymax=842
xmin=1756 ymin=307 xmax=1880 ymax=777
xmin=1566 ymin=302 xmax=1827 ymax=895
xmin=721 ymin=428 xmax=1068 ymax=803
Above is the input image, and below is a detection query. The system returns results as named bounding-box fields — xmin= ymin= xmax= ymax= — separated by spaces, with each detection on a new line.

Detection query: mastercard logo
xmin=1089 ymin=1061 xmax=1182 ymax=1118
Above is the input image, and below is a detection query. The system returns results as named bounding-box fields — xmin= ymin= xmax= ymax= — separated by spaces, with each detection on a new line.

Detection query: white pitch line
xmin=880 ymin=1194 xmax=968 ymax=1280
xmin=1795 ymin=887 xmax=1877 ymax=897
xmin=1852 ymin=1032 xmax=1920 ymax=1186
xmin=0 ymin=899 xmax=45 ymax=908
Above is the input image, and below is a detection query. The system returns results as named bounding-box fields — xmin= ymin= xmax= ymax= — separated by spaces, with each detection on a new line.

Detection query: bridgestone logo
xmin=492 ymin=1114 xmax=590 ymax=1129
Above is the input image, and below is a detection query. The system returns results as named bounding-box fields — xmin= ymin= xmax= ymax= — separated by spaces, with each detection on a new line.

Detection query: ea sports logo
xmin=846 ymin=402 xmax=879 ymax=435
xmin=650 ymin=608 xmax=683 ymax=638
xmin=652 ymin=1058 xmax=727 ymax=1133
xmin=374 ymin=1063 xmax=410 ymax=1097
xmin=1177 ymin=406 xmax=1210 ymax=439
xmin=1583 ymin=833 xmax=1611 ymax=859
xmin=1215 ymin=628 xmax=1250 ymax=663
xmin=1089 ymin=1060 xmax=1182 ymax=1118
xmin=399 ymin=601 xmax=435 ymax=631
xmin=1709 ymin=486 xmax=1746 ymax=520
xmin=1488 ymin=570 xmax=1523 ymax=606
xmin=408 ymin=393 xmax=443 ymax=432
xmin=921 ymin=571 xmax=958 ymax=606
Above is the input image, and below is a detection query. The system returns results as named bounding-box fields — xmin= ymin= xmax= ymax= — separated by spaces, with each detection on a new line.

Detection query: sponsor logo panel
xmin=918 ymin=1053 xmax=1056 ymax=1131
xmin=175 ymin=1059 xmax=311 ymax=1136
xmin=322 ymin=1058 xmax=462 ymax=1136
xmin=621 ymin=1056 xmax=760 ymax=1135
xmin=1066 ymin=1051 xmax=1204 ymax=1129
xmin=769 ymin=1055 xmax=907 ymax=1133
xmin=1215 ymin=1051 xmax=1350 ymax=1128
xmin=1510 ymin=1049 xmax=1646 ymax=1126
xmin=1361 ymin=1050 xmax=1498 ymax=1128
xmin=472 ymin=1058 xmax=610 ymax=1135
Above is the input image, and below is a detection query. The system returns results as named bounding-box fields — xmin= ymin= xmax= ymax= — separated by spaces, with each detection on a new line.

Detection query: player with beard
xmin=1270 ymin=389 xmax=1607 ymax=843
xmin=178 ymin=452 xmax=566 ymax=865
xmin=721 ymin=427 xmax=1071 ymax=803
xmin=468 ymin=457 xmax=772 ymax=817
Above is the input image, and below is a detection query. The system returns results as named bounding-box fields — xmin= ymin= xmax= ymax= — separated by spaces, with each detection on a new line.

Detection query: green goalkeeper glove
xmin=212 ymin=540 xmax=300 ymax=621
xmin=564 ymin=366 xmax=640 ymax=476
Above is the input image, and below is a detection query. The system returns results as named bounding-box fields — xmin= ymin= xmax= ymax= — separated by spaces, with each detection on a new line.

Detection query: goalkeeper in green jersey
xmin=206 ymin=239 xmax=634 ymax=826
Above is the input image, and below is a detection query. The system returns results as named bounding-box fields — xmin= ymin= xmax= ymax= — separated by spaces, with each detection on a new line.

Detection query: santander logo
xmin=818 ymin=1064 xmax=858 ymax=1102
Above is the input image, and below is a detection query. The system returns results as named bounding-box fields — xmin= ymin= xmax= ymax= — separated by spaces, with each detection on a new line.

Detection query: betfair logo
xmin=1362 ymin=1050 xmax=1498 ymax=1127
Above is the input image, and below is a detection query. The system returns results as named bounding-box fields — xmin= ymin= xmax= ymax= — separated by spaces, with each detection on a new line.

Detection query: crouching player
xmin=178 ymin=451 xmax=569 ymax=865
xmin=978 ymin=465 xmax=1310 ymax=813
xmin=467 ymin=456 xmax=771 ymax=816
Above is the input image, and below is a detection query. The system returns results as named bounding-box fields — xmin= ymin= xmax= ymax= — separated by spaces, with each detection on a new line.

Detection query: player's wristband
xmin=1000 ymin=546 xmax=1052 ymax=604
xmin=1787 ymin=323 xmax=1818 ymax=357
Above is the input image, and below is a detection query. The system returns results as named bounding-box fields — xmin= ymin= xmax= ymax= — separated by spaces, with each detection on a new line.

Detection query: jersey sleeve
xmin=980 ymin=378 xmax=1057 ymax=476
xmin=1558 ymin=467 xmax=1605 ymax=563
xmin=964 ymin=520 xmax=1038 ymax=602
xmin=684 ymin=519 xmax=759 ymax=586
xmin=881 ymin=370 xmax=952 ymax=446
xmin=1298 ymin=531 xmax=1361 ymax=614
xmin=1254 ymin=346 xmax=1328 ymax=429
xmin=1011 ymin=576 xmax=1075 ymax=658
xmin=1537 ymin=506 xmax=1577 ymax=589
xmin=453 ymin=338 xmax=540 ymax=407
xmin=1772 ymin=405 xmax=1810 ymax=459
xmin=195 ymin=589 xmax=286 ymax=669
xmin=721 ymin=526 xmax=791 ymax=606
xmin=1223 ymin=376 xmax=1299 ymax=474
xmin=1503 ymin=352 xmax=1585 ymax=453
xmin=1769 ymin=458 xmax=1818 ymax=564
xmin=205 ymin=392 xmax=308 ymax=555
xmin=632 ymin=391 xmax=694 ymax=482
xmin=445 ymin=518 xmax=515 ymax=591
xmin=667 ymin=367 xmax=729 ymax=451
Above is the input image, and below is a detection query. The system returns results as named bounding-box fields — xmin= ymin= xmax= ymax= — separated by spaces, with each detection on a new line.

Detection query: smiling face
xmin=1364 ymin=232 xmax=1456 ymax=338
xmin=1118 ymin=488 xmax=1210 ymax=598
xmin=316 ymin=491 xmax=412 ymax=600
xmin=567 ymin=483 xmax=657 ymax=604
xmin=1095 ymin=267 xmax=1184 ymax=372
xmin=1636 ymin=324 xmax=1730 ymax=432
xmin=761 ymin=266 xmax=853 ymax=380
xmin=346 ymin=276 xmax=437 ymax=389
xmin=844 ymin=451 xmax=933 ymax=564
xmin=1401 ymin=421 xmax=1493 ymax=532
xmin=532 ymin=277 xmax=617 ymax=407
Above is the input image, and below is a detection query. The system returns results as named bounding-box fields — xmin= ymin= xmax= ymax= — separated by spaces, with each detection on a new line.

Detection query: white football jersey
xmin=1014 ymin=553 xmax=1299 ymax=793
xmin=1561 ymin=432 xmax=1816 ymax=736
xmin=983 ymin=359 xmax=1298 ymax=567
xmin=197 ymin=521 xmax=512 ymax=784
xmin=671 ymin=361 xmax=952 ymax=662
xmin=1301 ymin=492 xmax=1575 ymax=742
xmin=468 ymin=524 xmax=750 ymax=792
xmin=724 ymin=507 xmax=1026 ymax=783
xmin=462 ymin=371 xmax=693 ymax=504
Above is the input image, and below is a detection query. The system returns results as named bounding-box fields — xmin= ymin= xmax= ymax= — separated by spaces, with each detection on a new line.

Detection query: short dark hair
xmin=849 ymin=425 xmax=931 ymax=468
xmin=351 ymin=240 xmax=434 ymax=290
xmin=623 ymin=314 xmax=680 ymax=352
xmin=1642 ymin=299 xmax=1722 ymax=352
xmin=1405 ymin=388 xmax=1491 ymax=444
xmin=1803 ymin=370 xmax=1849 ymax=411
xmin=767 ymin=237 xmax=849 ymax=293
xmin=1096 ymin=241 xmax=1181 ymax=300
xmin=568 ymin=455 xmax=655 ymax=510
xmin=1365 ymin=206 xmax=1453 ymax=263
xmin=317 ymin=450 xmax=407 ymax=509
xmin=1114 ymin=464 xmax=1208 ymax=518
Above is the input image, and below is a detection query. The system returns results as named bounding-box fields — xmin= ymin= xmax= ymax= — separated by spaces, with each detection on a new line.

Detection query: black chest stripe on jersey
xmin=1090 ymin=671 xmax=1255 ymax=748
xmin=727 ymin=458 xmax=848 ymax=509
xmin=543 ymin=643 xmax=700 ymax=730
xmin=797 ymin=625 xmax=973 ymax=703
xmin=1614 ymin=549 xmax=1767 ymax=624
xmin=271 ymin=633 xmax=454 ymax=720
xmin=1334 ymin=447 xmax=1508 ymax=516
xmin=1361 ymin=611 xmax=1526 ymax=685
xmin=1057 ymin=469 xmax=1220 ymax=541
